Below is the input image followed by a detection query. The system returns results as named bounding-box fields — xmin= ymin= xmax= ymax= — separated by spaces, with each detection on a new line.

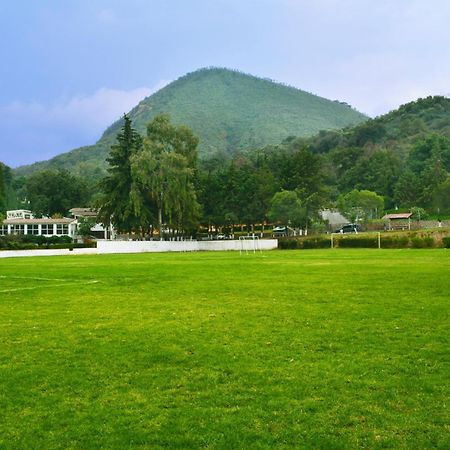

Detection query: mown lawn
xmin=0 ymin=249 xmax=448 ymax=449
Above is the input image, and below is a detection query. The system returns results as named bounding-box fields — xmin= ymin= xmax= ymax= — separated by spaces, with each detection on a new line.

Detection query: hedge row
xmin=279 ymin=237 xmax=330 ymax=249
xmin=278 ymin=234 xmax=449 ymax=249
xmin=0 ymin=235 xmax=96 ymax=251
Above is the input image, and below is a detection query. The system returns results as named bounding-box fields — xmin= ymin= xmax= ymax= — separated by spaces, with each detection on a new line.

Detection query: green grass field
xmin=0 ymin=249 xmax=448 ymax=449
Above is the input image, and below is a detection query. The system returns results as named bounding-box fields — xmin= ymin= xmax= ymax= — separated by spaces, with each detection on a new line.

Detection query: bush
xmin=337 ymin=237 xmax=378 ymax=248
xmin=443 ymin=237 xmax=450 ymax=248
xmin=0 ymin=235 xmax=96 ymax=251
xmin=411 ymin=237 xmax=434 ymax=248
xmin=277 ymin=237 xmax=331 ymax=250
xmin=278 ymin=239 xmax=298 ymax=249
xmin=300 ymin=237 xmax=331 ymax=249
xmin=381 ymin=236 xmax=409 ymax=249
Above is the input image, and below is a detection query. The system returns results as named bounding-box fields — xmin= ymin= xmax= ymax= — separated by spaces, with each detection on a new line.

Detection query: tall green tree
xmin=432 ymin=177 xmax=450 ymax=215
xmin=337 ymin=189 xmax=384 ymax=223
xmin=268 ymin=190 xmax=306 ymax=227
xmin=98 ymin=115 xmax=148 ymax=233
xmin=130 ymin=114 xmax=200 ymax=236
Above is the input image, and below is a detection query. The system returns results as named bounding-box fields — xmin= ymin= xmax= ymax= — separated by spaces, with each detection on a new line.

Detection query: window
xmin=41 ymin=224 xmax=54 ymax=235
xmin=56 ymin=224 xmax=69 ymax=235
xmin=13 ymin=224 xmax=25 ymax=234
xmin=0 ymin=225 xmax=7 ymax=235
xmin=27 ymin=224 xmax=39 ymax=235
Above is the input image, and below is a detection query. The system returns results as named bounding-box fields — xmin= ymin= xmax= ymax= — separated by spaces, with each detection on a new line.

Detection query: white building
xmin=1 ymin=210 xmax=77 ymax=238
xmin=1 ymin=208 xmax=113 ymax=240
xmin=69 ymin=208 xmax=113 ymax=239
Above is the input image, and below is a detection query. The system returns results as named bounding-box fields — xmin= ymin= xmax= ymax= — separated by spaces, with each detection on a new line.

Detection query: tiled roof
xmin=69 ymin=208 xmax=98 ymax=217
xmin=382 ymin=213 xmax=413 ymax=220
xmin=3 ymin=218 xmax=75 ymax=225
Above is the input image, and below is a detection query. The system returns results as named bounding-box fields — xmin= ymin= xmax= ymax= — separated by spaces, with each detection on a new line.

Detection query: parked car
xmin=334 ymin=223 xmax=361 ymax=234
xmin=272 ymin=226 xmax=295 ymax=237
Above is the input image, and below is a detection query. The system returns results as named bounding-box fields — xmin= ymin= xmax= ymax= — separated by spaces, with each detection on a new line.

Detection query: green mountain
xmin=15 ymin=67 xmax=367 ymax=178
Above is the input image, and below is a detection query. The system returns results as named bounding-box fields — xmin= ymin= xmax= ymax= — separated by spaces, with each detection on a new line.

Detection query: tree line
xmin=3 ymin=98 xmax=450 ymax=232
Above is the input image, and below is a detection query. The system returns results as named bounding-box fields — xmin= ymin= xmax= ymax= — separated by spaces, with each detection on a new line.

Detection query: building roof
xmin=320 ymin=209 xmax=349 ymax=226
xmin=382 ymin=213 xmax=413 ymax=220
xmin=3 ymin=218 xmax=75 ymax=225
xmin=69 ymin=208 xmax=98 ymax=217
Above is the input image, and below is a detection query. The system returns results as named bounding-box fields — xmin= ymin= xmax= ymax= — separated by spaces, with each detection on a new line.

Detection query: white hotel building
xmin=1 ymin=210 xmax=76 ymax=238
xmin=0 ymin=209 xmax=111 ymax=239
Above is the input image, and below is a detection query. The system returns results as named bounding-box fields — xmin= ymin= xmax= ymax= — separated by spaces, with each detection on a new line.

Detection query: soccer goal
xmin=239 ymin=235 xmax=262 ymax=255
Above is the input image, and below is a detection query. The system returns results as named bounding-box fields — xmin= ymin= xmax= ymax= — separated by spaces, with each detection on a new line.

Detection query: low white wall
xmin=96 ymin=239 xmax=278 ymax=254
xmin=0 ymin=240 xmax=278 ymax=258
xmin=0 ymin=248 xmax=98 ymax=258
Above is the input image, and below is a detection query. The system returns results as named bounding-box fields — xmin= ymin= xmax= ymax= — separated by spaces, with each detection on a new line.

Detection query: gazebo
xmin=382 ymin=213 xmax=413 ymax=231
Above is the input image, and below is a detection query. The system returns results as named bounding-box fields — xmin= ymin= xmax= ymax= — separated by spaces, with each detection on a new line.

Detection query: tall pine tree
xmin=98 ymin=115 xmax=151 ymax=233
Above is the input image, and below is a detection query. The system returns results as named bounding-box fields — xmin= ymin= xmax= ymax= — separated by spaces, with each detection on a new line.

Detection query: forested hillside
xmin=303 ymin=96 xmax=450 ymax=209
xmin=15 ymin=68 xmax=367 ymax=178
xmin=7 ymin=96 xmax=450 ymax=229
xmin=197 ymin=96 xmax=450 ymax=228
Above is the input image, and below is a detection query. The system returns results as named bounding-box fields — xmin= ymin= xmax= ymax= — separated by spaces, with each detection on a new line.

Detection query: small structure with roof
xmin=382 ymin=212 xmax=413 ymax=231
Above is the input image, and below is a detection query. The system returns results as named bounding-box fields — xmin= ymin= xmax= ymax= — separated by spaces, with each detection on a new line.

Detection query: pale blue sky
xmin=1 ymin=0 xmax=449 ymax=167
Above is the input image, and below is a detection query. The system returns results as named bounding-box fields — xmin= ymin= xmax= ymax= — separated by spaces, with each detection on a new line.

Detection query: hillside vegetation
xmin=15 ymin=68 xmax=367 ymax=177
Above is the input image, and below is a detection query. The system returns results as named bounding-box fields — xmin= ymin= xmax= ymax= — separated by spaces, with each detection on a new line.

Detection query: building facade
xmin=1 ymin=210 xmax=76 ymax=238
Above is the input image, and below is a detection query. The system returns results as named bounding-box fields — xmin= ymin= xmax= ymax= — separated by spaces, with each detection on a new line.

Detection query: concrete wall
xmin=0 ymin=248 xmax=98 ymax=258
xmin=0 ymin=240 xmax=278 ymax=258
xmin=96 ymin=239 xmax=278 ymax=254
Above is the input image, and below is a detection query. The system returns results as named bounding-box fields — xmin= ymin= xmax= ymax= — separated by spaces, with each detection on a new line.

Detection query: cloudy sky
xmin=1 ymin=0 xmax=449 ymax=167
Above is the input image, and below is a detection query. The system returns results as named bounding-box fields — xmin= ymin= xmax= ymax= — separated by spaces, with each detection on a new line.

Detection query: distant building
xmin=0 ymin=208 xmax=113 ymax=239
xmin=1 ymin=210 xmax=76 ymax=238
xmin=320 ymin=209 xmax=349 ymax=231
xmin=69 ymin=208 xmax=114 ymax=240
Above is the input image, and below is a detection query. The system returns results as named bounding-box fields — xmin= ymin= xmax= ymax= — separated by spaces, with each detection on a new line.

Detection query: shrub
xmin=442 ymin=237 xmax=450 ymax=248
xmin=300 ymin=237 xmax=331 ymax=249
xmin=278 ymin=237 xmax=331 ymax=250
xmin=278 ymin=239 xmax=298 ymax=249
xmin=0 ymin=235 xmax=95 ymax=251
xmin=411 ymin=237 xmax=434 ymax=248
xmin=381 ymin=236 xmax=409 ymax=249
xmin=337 ymin=237 xmax=378 ymax=248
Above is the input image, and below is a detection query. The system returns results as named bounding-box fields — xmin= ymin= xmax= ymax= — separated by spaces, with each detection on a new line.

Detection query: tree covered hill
xmin=304 ymin=95 xmax=450 ymax=154
xmin=15 ymin=67 xmax=367 ymax=178
xmin=253 ymin=95 xmax=450 ymax=211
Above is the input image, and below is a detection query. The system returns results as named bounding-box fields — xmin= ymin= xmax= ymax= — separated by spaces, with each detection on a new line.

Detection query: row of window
xmin=0 ymin=224 xmax=69 ymax=235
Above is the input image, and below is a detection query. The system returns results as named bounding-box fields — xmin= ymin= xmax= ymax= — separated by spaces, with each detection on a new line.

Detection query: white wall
xmin=0 ymin=240 xmax=278 ymax=258
xmin=0 ymin=248 xmax=98 ymax=258
xmin=96 ymin=239 xmax=278 ymax=254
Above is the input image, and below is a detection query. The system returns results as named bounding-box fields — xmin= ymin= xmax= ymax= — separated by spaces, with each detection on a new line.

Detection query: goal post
xmin=239 ymin=235 xmax=261 ymax=254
